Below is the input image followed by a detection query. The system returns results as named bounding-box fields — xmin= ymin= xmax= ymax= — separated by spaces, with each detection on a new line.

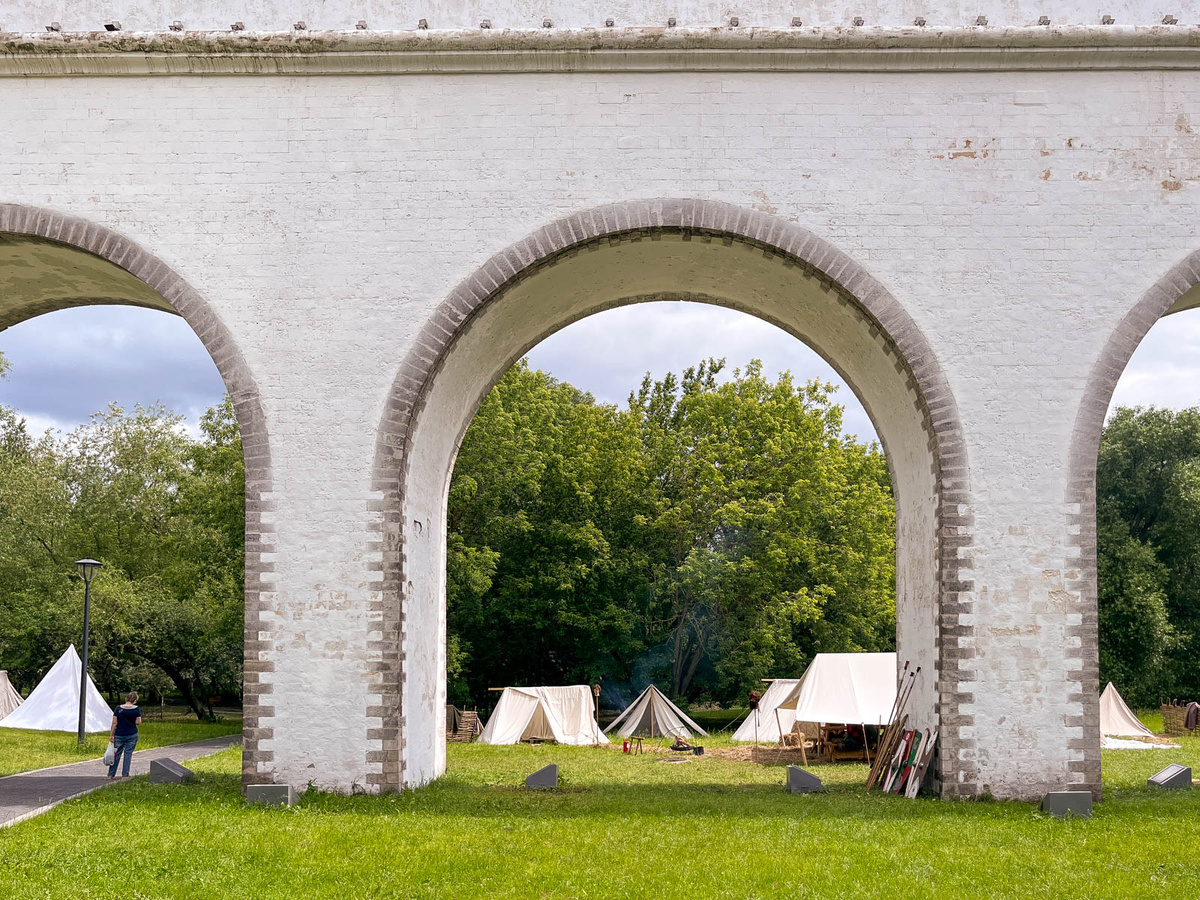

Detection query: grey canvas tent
xmin=604 ymin=684 xmax=708 ymax=740
xmin=0 ymin=671 xmax=22 ymax=720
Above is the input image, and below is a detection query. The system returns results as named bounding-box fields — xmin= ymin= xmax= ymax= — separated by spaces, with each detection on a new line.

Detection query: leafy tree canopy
xmin=447 ymin=358 xmax=897 ymax=708
xmin=0 ymin=390 xmax=243 ymax=720
xmin=1097 ymin=406 xmax=1200 ymax=704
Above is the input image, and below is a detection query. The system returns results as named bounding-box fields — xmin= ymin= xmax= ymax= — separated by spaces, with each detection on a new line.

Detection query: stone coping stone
xmin=246 ymin=784 xmax=298 ymax=807
xmin=525 ymin=764 xmax=558 ymax=790
xmin=1148 ymin=764 xmax=1192 ymax=790
xmin=148 ymin=759 xmax=194 ymax=784
xmin=1040 ymin=791 xmax=1093 ymax=818
xmin=786 ymin=765 xmax=823 ymax=794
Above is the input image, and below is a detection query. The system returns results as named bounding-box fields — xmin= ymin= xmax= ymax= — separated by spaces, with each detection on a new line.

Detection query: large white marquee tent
xmin=0 ymin=645 xmax=111 ymax=732
xmin=604 ymin=684 xmax=708 ymax=740
xmin=478 ymin=685 xmax=608 ymax=745
xmin=733 ymin=653 xmax=897 ymax=742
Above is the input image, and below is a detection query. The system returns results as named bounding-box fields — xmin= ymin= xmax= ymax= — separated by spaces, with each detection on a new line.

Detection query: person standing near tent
xmin=107 ymin=692 xmax=141 ymax=778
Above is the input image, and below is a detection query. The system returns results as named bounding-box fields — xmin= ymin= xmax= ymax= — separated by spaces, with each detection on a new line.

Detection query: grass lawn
xmin=0 ymin=725 xmax=1197 ymax=898
xmin=0 ymin=718 xmax=242 ymax=776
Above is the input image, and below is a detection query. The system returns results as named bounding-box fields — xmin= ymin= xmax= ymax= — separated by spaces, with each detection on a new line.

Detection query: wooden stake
xmin=868 ymin=679 xmax=908 ymax=789
xmin=868 ymin=665 xmax=920 ymax=791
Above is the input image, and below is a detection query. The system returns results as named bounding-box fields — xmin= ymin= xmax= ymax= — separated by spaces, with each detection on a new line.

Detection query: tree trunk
xmin=671 ymin=610 xmax=687 ymax=696
xmin=174 ymin=676 xmax=212 ymax=722
xmin=135 ymin=653 xmax=214 ymax=721
xmin=679 ymin=628 xmax=707 ymax=698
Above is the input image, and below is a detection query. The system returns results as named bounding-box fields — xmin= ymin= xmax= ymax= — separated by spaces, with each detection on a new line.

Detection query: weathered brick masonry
xmin=4 ymin=1 xmax=1200 ymax=800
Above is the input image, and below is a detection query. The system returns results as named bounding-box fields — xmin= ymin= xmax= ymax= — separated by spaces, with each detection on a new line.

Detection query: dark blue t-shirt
xmin=113 ymin=705 xmax=140 ymax=737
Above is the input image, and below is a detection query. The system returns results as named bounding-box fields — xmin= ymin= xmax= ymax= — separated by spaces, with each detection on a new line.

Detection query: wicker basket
xmin=1161 ymin=702 xmax=1189 ymax=736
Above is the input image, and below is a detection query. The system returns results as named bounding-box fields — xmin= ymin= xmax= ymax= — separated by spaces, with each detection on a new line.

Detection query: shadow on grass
xmin=148 ymin=769 xmax=1041 ymax=825
xmin=86 ymin=741 xmax=1200 ymax=829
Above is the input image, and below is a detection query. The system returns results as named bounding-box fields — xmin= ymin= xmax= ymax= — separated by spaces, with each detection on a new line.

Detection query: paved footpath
xmin=0 ymin=735 xmax=241 ymax=829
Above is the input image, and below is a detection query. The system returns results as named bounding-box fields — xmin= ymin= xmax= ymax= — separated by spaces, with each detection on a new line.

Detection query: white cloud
xmin=4 ymin=302 xmax=1199 ymax=453
xmin=1106 ymin=309 xmax=1200 ymax=415
xmin=12 ymin=412 xmax=70 ymax=438
xmin=526 ymin=301 xmax=879 ymax=441
xmin=0 ymin=306 xmax=226 ymax=430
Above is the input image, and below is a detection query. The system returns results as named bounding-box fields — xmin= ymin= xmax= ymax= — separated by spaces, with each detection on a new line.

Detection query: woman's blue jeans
xmin=108 ymin=734 xmax=138 ymax=777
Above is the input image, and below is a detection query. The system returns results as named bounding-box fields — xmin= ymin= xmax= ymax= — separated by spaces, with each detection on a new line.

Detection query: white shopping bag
xmin=103 ymin=741 xmax=116 ymax=767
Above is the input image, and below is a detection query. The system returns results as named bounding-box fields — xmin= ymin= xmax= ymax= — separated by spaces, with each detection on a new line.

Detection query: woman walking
xmin=107 ymin=691 xmax=141 ymax=778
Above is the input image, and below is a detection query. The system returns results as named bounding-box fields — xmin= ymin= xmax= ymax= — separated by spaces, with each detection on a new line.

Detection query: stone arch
xmin=0 ymin=203 xmax=274 ymax=788
xmin=1066 ymin=251 xmax=1200 ymax=792
xmin=372 ymin=199 xmax=975 ymax=796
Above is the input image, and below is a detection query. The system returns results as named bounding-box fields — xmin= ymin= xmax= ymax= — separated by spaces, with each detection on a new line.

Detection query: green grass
xmin=0 ymin=728 xmax=1197 ymax=899
xmin=0 ymin=719 xmax=242 ymax=776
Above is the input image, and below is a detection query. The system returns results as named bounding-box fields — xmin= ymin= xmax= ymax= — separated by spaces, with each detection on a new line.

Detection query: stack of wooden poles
xmin=866 ymin=662 xmax=936 ymax=798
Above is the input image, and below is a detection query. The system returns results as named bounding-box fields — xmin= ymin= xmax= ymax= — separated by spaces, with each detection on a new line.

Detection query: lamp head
xmin=75 ymin=558 xmax=102 ymax=584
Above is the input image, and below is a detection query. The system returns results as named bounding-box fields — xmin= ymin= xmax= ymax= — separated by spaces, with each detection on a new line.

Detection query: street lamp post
xmin=75 ymin=558 xmax=102 ymax=746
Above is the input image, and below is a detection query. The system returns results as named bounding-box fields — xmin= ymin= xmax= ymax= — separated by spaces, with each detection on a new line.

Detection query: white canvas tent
xmin=734 ymin=653 xmax=898 ymax=742
xmin=1099 ymin=682 xmax=1155 ymax=738
xmin=0 ymin=671 xmax=22 ymax=720
xmin=734 ymin=652 xmax=897 ymax=742
xmin=1099 ymin=681 xmax=1158 ymax=747
xmin=605 ymin=685 xmax=708 ymax=739
xmin=732 ymin=677 xmax=801 ymax=743
xmin=0 ymin=645 xmax=111 ymax=732
xmin=776 ymin=652 xmax=897 ymax=726
xmin=478 ymin=685 xmax=608 ymax=746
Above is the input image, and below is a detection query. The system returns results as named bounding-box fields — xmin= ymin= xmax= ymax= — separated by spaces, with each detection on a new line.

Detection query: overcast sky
xmin=1 ymin=302 xmax=1199 ymax=442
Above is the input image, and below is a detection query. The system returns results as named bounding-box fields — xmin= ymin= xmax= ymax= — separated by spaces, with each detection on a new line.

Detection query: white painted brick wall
xmin=3 ymin=57 xmax=1199 ymax=798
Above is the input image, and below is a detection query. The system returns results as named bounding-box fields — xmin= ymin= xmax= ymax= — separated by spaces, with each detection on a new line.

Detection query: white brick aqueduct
xmin=4 ymin=1 xmax=1200 ymax=801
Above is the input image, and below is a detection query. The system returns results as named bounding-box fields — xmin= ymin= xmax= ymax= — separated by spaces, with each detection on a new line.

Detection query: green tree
xmin=1097 ymin=406 xmax=1200 ymax=703
xmin=628 ymin=360 xmax=895 ymax=701
xmin=447 ymin=362 xmax=654 ymax=706
xmin=446 ymin=358 xmax=897 ymax=708
xmin=0 ymin=382 xmax=244 ymax=718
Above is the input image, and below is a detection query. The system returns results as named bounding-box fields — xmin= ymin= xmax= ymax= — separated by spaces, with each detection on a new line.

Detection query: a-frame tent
xmin=1099 ymin=682 xmax=1156 ymax=739
xmin=0 ymin=671 xmax=22 ymax=719
xmin=775 ymin=652 xmax=897 ymax=727
xmin=0 ymin=645 xmax=111 ymax=732
xmin=604 ymin=685 xmax=708 ymax=739
xmin=478 ymin=685 xmax=608 ymax=745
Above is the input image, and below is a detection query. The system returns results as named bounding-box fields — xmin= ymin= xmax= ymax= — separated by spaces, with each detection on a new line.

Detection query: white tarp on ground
xmin=604 ymin=684 xmax=708 ymax=739
xmin=777 ymin=651 xmax=898 ymax=726
xmin=1102 ymin=735 xmax=1180 ymax=749
xmin=478 ymin=685 xmax=608 ymax=745
xmin=0 ymin=645 xmax=111 ymax=732
xmin=1099 ymin=682 xmax=1157 ymax=738
xmin=731 ymin=678 xmax=801 ymax=743
xmin=0 ymin=671 xmax=22 ymax=719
